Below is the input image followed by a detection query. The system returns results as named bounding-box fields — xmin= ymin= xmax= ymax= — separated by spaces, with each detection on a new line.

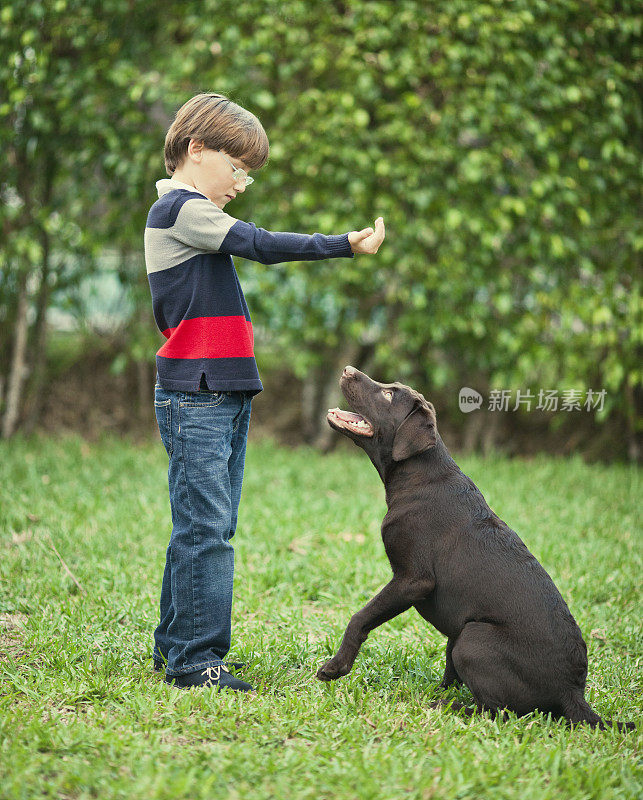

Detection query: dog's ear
xmin=392 ymin=400 xmax=437 ymax=461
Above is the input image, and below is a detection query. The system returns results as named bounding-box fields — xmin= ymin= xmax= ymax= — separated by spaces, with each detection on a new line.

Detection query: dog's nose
xmin=343 ymin=365 xmax=358 ymax=378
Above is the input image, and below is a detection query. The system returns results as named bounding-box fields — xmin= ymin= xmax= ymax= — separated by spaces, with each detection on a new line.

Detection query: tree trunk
xmin=137 ymin=358 xmax=151 ymax=424
xmin=2 ymin=271 xmax=30 ymax=439
xmin=22 ymin=159 xmax=56 ymax=435
xmin=22 ymin=243 xmax=52 ymax=435
xmin=624 ymin=381 xmax=640 ymax=463
xmin=462 ymin=409 xmax=485 ymax=453
xmin=481 ymin=409 xmax=501 ymax=455
xmin=301 ymin=364 xmax=324 ymax=444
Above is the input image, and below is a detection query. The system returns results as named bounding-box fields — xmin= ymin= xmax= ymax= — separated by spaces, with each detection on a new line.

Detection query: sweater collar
xmin=156 ymin=178 xmax=209 ymax=200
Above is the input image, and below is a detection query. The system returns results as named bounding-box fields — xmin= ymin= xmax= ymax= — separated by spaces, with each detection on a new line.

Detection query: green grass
xmin=0 ymin=433 xmax=641 ymax=800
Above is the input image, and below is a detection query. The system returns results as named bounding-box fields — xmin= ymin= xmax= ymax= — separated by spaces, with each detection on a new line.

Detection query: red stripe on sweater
xmin=158 ymin=316 xmax=254 ymax=359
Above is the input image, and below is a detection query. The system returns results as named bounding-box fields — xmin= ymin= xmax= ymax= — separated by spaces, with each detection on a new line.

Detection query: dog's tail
xmin=562 ymin=693 xmax=635 ymax=733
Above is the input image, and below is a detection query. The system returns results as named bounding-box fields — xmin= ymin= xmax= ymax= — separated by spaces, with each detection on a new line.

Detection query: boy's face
xmin=177 ymin=139 xmax=252 ymax=209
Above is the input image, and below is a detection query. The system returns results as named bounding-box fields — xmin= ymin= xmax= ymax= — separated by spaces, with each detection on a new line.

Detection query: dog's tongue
xmin=328 ymin=408 xmax=364 ymax=423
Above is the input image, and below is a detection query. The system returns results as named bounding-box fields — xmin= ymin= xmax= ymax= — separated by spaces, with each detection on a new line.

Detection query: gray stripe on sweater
xmin=144 ymin=227 xmax=211 ymax=274
xmin=144 ymin=198 xmax=237 ymax=274
xmin=173 ymin=198 xmax=237 ymax=252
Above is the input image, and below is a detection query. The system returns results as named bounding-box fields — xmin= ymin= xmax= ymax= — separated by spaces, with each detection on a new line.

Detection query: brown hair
xmin=163 ymin=92 xmax=270 ymax=176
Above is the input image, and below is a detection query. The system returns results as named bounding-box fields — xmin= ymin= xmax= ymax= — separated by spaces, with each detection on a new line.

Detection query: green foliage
xmin=1 ymin=1 xmax=640 ymax=452
xmin=0 ymin=0 xmax=182 ymax=367
xmin=187 ymin=0 xmax=641 ymax=433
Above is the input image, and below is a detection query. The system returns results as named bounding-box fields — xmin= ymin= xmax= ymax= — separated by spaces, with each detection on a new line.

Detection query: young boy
xmin=145 ymin=92 xmax=385 ymax=692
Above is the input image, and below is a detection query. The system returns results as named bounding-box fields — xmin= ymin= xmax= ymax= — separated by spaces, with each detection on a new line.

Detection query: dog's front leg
xmin=316 ymin=575 xmax=435 ymax=681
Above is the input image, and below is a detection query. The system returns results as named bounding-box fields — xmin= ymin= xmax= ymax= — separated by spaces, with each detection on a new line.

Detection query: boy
xmin=145 ymin=92 xmax=385 ymax=692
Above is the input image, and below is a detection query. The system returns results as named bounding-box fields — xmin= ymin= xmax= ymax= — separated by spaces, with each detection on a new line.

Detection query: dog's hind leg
xmin=438 ymin=637 xmax=462 ymax=689
xmin=450 ymin=621 xmax=552 ymax=717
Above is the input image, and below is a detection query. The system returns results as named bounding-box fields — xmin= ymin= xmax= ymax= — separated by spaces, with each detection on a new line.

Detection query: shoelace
xmin=201 ymin=664 xmax=230 ymax=682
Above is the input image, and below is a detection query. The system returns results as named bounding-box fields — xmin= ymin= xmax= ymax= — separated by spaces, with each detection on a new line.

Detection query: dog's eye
xmin=382 ymin=390 xmax=393 ymax=401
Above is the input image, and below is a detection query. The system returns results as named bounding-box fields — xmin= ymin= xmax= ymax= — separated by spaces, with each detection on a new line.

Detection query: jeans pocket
xmin=180 ymin=391 xmax=226 ymax=408
xmin=154 ymin=398 xmax=172 ymax=456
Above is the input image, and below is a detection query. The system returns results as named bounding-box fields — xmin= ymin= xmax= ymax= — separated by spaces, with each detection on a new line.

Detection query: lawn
xmin=0 ymin=432 xmax=640 ymax=799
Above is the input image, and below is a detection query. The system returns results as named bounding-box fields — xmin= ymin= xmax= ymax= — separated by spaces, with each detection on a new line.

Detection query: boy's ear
xmin=188 ymin=138 xmax=204 ymax=160
xmin=392 ymin=401 xmax=437 ymax=461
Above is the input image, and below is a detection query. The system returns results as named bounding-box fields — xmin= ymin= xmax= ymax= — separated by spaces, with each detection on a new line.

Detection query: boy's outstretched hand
xmin=348 ymin=217 xmax=385 ymax=254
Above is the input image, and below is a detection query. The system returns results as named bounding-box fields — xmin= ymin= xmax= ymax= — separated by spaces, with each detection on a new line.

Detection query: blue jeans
xmin=153 ymin=377 xmax=252 ymax=676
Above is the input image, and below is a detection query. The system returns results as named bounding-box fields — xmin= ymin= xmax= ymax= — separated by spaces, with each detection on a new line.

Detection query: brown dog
xmin=317 ymin=366 xmax=634 ymax=731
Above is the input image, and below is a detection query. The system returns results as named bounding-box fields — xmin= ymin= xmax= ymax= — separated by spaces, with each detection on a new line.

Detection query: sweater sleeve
xmin=171 ymin=195 xmax=354 ymax=264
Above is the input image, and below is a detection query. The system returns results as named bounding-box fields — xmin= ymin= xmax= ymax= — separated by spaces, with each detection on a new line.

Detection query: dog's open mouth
xmin=327 ymin=408 xmax=374 ymax=437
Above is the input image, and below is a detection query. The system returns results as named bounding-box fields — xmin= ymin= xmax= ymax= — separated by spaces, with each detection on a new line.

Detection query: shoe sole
xmin=165 ymin=681 xmax=256 ymax=693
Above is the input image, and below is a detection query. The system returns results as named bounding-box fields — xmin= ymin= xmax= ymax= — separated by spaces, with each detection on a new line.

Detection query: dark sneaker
xmin=153 ymin=658 xmax=246 ymax=673
xmin=164 ymin=664 xmax=254 ymax=692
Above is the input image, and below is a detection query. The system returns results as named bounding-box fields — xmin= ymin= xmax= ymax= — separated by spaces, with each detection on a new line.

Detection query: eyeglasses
xmin=218 ymin=151 xmax=254 ymax=187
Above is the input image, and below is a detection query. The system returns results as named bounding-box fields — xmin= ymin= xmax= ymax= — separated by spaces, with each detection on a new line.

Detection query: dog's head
xmin=327 ymin=366 xmax=437 ymax=464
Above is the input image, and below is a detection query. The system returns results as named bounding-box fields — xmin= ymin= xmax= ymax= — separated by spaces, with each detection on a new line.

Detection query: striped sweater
xmin=145 ymin=178 xmax=354 ymax=393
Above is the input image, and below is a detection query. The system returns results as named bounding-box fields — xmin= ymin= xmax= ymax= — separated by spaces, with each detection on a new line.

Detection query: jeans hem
xmin=164 ymin=658 xmax=226 ymax=677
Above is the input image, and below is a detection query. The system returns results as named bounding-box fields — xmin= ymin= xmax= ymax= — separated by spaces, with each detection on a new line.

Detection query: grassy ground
xmin=0 ymin=432 xmax=640 ymax=799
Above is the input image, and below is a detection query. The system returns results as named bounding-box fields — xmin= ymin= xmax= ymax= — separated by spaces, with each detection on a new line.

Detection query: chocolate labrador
xmin=317 ymin=366 xmax=633 ymax=731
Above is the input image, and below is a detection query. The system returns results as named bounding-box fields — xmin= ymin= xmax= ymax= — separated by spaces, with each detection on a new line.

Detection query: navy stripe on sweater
xmin=147 ymin=255 xmax=250 ymax=332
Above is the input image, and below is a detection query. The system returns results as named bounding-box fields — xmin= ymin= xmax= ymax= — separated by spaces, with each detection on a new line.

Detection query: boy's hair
xmin=164 ymin=92 xmax=269 ymax=176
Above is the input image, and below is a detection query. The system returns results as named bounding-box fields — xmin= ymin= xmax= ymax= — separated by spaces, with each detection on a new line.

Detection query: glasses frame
xmin=218 ymin=151 xmax=254 ymax=187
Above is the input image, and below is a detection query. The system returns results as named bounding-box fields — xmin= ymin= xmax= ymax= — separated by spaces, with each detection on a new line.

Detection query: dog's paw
xmin=316 ymin=656 xmax=351 ymax=681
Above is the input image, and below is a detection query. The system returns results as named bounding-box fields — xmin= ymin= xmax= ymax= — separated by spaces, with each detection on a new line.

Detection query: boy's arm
xmin=170 ymin=194 xmax=354 ymax=264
